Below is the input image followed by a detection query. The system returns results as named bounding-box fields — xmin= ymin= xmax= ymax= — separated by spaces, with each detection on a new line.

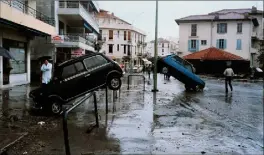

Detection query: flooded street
xmin=0 ymin=74 xmax=263 ymax=154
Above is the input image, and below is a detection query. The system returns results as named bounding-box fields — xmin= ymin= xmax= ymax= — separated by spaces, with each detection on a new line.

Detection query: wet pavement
xmin=0 ymin=73 xmax=263 ymax=154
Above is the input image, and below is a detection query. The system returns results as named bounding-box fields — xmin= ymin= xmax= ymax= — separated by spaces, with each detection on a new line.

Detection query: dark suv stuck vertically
xmin=29 ymin=53 xmax=123 ymax=114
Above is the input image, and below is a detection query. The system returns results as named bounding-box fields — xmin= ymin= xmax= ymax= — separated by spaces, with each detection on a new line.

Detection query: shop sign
xmin=71 ymin=48 xmax=84 ymax=58
xmin=51 ymin=35 xmax=64 ymax=43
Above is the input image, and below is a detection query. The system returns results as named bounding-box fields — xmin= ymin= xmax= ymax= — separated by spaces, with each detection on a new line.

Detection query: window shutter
xmin=216 ymin=39 xmax=219 ymax=48
xmin=239 ymin=39 xmax=242 ymax=50
xmin=236 ymin=39 xmax=241 ymax=50
xmin=188 ymin=40 xmax=191 ymax=52
xmin=224 ymin=39 xmax=227 ymax=49
xmin=196 ymin=40 xmax=199 ymax=51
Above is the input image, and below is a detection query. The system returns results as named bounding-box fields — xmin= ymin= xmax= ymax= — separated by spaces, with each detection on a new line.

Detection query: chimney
xmin=214 ymin=13 xmax=219 ymax=20
xmin=251 ymin=6 xmax=257 ymax=13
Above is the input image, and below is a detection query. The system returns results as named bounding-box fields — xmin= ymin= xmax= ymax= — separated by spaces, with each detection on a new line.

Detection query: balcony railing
xmin=2 ymin=0 xmax=55 ymax=26
xmin=58 ymin=1 xmax=98 ymax=26
xmin=62 ymin=34 xmax=95 ymax=47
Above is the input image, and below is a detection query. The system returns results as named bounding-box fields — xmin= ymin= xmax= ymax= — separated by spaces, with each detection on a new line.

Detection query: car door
xmin=83 ymin=56 xmax=99 ymax=91
xmin=58 ymin=62 xmax=86 ymax=101
xmin=93 ymin=55 xmax=112 ymax=86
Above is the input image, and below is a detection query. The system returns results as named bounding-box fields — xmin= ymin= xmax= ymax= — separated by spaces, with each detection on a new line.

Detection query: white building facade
xmin=0 ymin=0 xmax=56 ymax=88
xmin=146 ymin=38 xmax=179 ymax=57
xmin=96 ymin=10 xmax=146 ymax=66
xmin=30 ymin=0 xmax=100 ymax=81
xmin=176 ymin=7 xmax=263 ymax=67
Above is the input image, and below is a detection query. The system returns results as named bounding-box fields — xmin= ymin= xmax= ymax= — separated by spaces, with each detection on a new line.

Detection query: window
xmin=83 ymin=56 xmax=97 ymax=70
xmin=124 ymin=45 xmax=126 ymax=54
xmin=201 ymin=40 xmax=207 ymax=45
xmin=117 ymin=31 xmax=119 ymax=38
xmin=108 ymin=44 xmax=113 ymax=53
xmin=9 ymin=48 xmax=26 ymax=74
xmin=237 ymin=23 xmax=242 ymax=33
xmin=117 ymin=44 xmax=119 ymax=51
xmin=217 ymin=23 xmax=227 ymax=33
xmin=162 ymin=49 xmax=164 ymax=53
xmin=191 ymin=40 xmax=196 ymax=49
xmin=236 ymin=39 xmax=242 ymax=50
xmin=191 ymin=24 xmax=197 ymax=36
xmin=62 ymin=64 xmax=76 ymax=78
xmin=135 ymin=34 xmax=137 ymax=41
xmin=109 ymin=30 xmax=113 ymax=39
xmin=94 ymin=55 xmax=108 ymax=66
xmin=128 ymin=31 xmax=131 ymax=41
xmin=128 ymin=45 xmax=131 ymax=55
xmin=74 ymin=62 xmax=85 ymax=73
xmin=124 ymin=31 xmax=127 ymax=40
xmin=99 ymin=30 xmax=102 ymax=35
xmin=168 ymin=44 xmax=169 ymax=48
xmin=162 ymin=43 xmax=164 ymax=47
xmin=217 ymin=39 xmax=226 ymax=49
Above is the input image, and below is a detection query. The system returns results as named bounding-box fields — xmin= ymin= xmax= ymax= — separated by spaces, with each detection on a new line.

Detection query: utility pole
xmin=152 ymin=0 xmax=159 ymax=92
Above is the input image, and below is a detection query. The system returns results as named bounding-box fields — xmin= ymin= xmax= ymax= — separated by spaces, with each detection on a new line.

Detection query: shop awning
xmin=0 ymin=18 xmax=50 ymax=37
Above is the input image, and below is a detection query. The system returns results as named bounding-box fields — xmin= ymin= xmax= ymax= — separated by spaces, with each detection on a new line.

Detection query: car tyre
xmin=50 ymin=100 xmax=62 ymax=115
xmin=107 ymin=76 xmax=122 ymax=90
xmin=185 ymin=85 xmax=192 ymax=91
xmin=194 ymin=85 xmax=203 ymax=92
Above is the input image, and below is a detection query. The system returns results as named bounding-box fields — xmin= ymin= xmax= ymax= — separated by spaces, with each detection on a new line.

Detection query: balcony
xmin=0 ymin=0 xmax=56 ymax=35
xmin=137 ymin=41 xmax=143 ymax=47
xmin=58 ymin=1 xmax=99 ymax=34
xmin=52 ymin=34 xmax=95 ymax=51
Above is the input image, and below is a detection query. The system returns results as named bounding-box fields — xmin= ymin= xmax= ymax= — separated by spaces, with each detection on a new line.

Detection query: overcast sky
xmin=98 ymin=1 xmax=263 ymax=41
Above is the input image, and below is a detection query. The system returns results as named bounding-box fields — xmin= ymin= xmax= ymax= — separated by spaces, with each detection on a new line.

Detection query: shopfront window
xmin=9 ymin=48 xmax=26 ymax=74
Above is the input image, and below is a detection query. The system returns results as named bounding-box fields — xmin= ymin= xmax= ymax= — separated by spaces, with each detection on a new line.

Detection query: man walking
xmin=41 ymin=59 xmax=52 ymax=87
xmin=223 ymin=66 xmax=234 ymax=93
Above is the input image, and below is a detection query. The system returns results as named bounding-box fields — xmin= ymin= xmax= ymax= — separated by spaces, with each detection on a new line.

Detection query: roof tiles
xmin=183 ymin=47 xmax=246 ymax=61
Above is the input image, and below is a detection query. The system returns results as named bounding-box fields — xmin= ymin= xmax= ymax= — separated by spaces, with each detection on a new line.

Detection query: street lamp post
xmin=152 ymin=0 xmax=159 ymax=92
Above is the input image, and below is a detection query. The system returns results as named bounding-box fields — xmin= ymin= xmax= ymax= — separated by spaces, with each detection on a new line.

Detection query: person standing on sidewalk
xmin=147 ymin=64 xmax=152 ymax=79
xmin=41 ymin=59 xmax=52 ymax=87
xmin=223 ymin=66 xmax=234 ymax=93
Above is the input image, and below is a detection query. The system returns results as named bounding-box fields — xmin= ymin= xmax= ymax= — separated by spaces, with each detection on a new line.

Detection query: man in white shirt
xmin=223 ymin=66 xmax=234 ymax=93
xmin=41 ymin=59 xmax=52 ymax=87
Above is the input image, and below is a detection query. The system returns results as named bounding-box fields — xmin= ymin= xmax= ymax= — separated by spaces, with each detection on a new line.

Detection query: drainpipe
xmin=210 ymin=19 xmax=213 ymax=47
xmin=249 ymin=21 xmax=253 ymax=67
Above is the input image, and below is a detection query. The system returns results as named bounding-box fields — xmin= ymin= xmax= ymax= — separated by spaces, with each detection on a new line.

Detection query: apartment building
xmin=0 ymin=0 xmax=56 ymax=87
xmin=29 ymin=0 xmax=100 ymax=81
xmin=96 ymin=10 xmax=147 ymax=66
xmin=175 ymin=7 xmax=263 ymax=67
xmin=146 ymin=38 xmax=179 ymax=57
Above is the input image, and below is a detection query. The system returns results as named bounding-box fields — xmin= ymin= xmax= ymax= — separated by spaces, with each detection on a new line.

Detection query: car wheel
xmin=185 ymin=85 xmax=191 ymax=91
xmin=194 ymin=85 xmax=203 ymax=92
xmin=50 ymin=101 xmax=62 ymax=115
xmin=162 ymin=67 xmax=168 ymax=74
xmin=107 ymin=76 xmax=122 ymax=90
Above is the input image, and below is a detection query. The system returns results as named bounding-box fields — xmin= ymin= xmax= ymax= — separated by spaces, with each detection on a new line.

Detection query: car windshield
xmin=171 ymin=55 xmax=194 ymax=73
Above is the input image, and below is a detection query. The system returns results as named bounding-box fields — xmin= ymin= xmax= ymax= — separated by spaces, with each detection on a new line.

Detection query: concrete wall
xmin=0 ymin=1 xmax=56 ymax=35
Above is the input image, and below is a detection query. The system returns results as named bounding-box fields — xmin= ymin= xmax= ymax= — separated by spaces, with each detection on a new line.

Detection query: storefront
xmin=0 ymin=38 xmax=30 ymax=87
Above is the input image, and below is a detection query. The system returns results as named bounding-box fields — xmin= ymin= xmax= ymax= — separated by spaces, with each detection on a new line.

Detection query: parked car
xmin=29 ymin=53 xmax=123 ymax=115
xmin=157 ymin=54 xmax=205 ymax=91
